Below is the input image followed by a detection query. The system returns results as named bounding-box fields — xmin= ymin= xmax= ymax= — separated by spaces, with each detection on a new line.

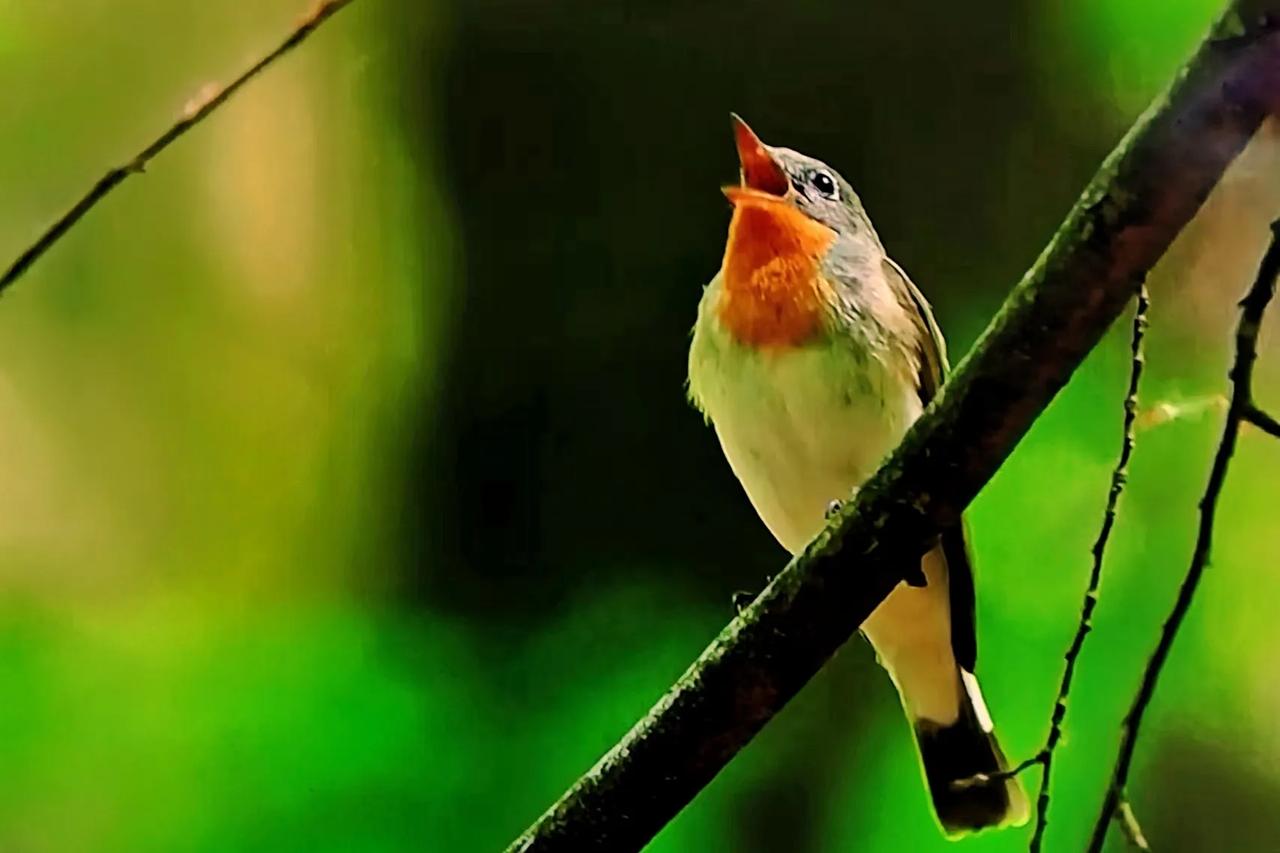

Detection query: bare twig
xmin=949 ymin=753 xmax=1043 ymax=793
xmin=1022 ymin=283 xmax=1150 ymax=852
xmin=1086 ymin=220 xmax=1280 ymax=852
xmin=1244 ymin=402 xmax=1280 ymax=436
xmin=0 ymin=0 xmax=359 ymax=292
xmin=950 ymin=284 xmax=1150 ymax=851
xmin=509 ymin=7 xmax=1280 ymax=850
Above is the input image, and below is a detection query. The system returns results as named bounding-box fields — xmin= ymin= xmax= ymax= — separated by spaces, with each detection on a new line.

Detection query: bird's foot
xmin=731 ymin=575 xmax=773 ymax=613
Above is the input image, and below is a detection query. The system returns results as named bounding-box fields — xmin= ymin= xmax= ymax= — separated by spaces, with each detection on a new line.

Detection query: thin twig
xmin=1028 ymin=283 xmax=1149 ymax=852
xmin=509 ymin=8 xmax=1280 ymax=850
xmin=950 ymin=284 xmax=1150 ymax=848
xmin=1086 ymin=219 xmax=1280 ymax=853
xmin=949 ymin=752 xmax=1044 ymax=792
xmin=0 ymin=0 xmax=359 ymax=292
xmin=1244 ymin=403 xmax=1280 ymax=436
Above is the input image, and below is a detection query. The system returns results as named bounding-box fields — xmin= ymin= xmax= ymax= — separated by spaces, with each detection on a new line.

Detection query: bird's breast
xmin=688 ymin=313 xmax=922 ymax=554
xmin=717 ymin=197 xmax=838 ymax=348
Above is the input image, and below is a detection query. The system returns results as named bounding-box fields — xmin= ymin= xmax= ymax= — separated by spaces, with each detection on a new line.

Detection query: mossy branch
xmin=509 ymin=5 xmax=1280 ymax=851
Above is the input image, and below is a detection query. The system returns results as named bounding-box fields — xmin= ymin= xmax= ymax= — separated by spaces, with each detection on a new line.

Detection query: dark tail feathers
xmin=913 ymin=670 xmax=1029 ymax=837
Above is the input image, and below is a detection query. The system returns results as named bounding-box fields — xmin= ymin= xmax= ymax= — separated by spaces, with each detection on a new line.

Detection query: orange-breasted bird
xmin=687 ymin=115 xmax=1028 ymax=836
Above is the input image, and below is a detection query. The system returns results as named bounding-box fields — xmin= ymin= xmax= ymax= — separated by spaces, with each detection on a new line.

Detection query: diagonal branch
xmin=509 ymin=5 xmax=1280 ymax=851
xmin=0 ymin=0 xmax=359 ymax=293
xmin=1086 ymin=219 xmax=1280 ymax=853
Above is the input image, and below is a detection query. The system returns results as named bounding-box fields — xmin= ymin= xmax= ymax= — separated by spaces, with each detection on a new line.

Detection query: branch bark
xmin=0 ymin=0 xmax=358 ymax=293
xmin=1086 ymin=219 xmax=1280 ymax=853
xmin=508 ymin=5 xmax=1280 ymax=851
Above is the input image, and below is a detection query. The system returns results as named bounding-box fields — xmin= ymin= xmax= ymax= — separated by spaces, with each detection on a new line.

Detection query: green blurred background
xmin=1 ymin=1 xmax=1278 ymax=850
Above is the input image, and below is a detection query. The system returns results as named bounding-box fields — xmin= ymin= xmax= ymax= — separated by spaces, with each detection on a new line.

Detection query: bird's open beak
xmin=728 ymin=114 xmax=789 ymax=199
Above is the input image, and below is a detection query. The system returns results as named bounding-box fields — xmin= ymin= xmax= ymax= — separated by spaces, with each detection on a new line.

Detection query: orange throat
xmin=717 ymin=190 xmax=837 ymax=348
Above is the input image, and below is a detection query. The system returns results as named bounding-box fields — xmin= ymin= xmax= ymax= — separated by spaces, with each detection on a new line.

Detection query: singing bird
xmin=687 ymin=116 xmax=1028 ymax=836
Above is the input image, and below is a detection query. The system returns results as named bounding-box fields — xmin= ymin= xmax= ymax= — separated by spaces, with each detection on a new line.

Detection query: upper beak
xmin=730 ymin=113 xmax=789 ymax=197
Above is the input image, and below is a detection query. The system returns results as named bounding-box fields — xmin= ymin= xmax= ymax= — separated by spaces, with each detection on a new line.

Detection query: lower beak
xmin=730 ymin=114 xmax=789 ymax=197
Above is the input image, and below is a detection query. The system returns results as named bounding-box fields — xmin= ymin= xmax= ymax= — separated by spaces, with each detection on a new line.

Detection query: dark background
xmin=422 ymin=0 xmax=1090 ymax=618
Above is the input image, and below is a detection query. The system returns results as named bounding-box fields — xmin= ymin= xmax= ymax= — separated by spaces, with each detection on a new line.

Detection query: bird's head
xmin=716 ymin=115 xmax=879 ymax=348
xmin=726 ymin=113 xmax=873 ymax=238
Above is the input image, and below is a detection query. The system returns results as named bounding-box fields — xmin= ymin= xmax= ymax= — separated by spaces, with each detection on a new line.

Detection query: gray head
xmin=730 ymin=113 xmax=879 ymax=245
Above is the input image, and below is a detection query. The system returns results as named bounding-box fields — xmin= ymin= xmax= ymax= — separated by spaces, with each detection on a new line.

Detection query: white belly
xmin=689 ymin=294 xmax=962 ymax=724
xmin=690 ymin=319 xmax=921 ymax=555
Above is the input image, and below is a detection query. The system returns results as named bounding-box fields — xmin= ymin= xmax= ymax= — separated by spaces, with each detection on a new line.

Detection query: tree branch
xmin=1244 ymin=402 xmax=1280 ymax=435
xmin=1086 ymin=219 xmax=1280 ymax=853
xmin=1026 ymin=283 xmax=1150 ymax=852
xmin=957 ymin=282 xmax=1152 ymax=847
xmin=509 ymin=5 xmax=1280 ymax=851
xmin=951 ymin=286 xmax=1150 ymax=848
xmin=0 ymin=0 xmax=358 ymax=293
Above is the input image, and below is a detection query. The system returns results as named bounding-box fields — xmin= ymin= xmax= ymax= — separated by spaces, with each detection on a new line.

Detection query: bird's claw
xmin=731 ymin=574 xmax=774 ymax=613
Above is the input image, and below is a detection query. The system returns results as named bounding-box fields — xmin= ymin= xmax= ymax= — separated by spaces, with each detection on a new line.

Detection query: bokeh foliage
xmin=0 ymin=1 xmax=1277 ymax=851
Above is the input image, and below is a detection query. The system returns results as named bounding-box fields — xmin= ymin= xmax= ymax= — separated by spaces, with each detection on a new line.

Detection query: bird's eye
xmin=809 ymin=169 xmax=838 ymax=200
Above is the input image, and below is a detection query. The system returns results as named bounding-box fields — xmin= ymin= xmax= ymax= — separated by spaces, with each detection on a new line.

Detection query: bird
xmin=687 ymin=115 xmax=1028 ymax=836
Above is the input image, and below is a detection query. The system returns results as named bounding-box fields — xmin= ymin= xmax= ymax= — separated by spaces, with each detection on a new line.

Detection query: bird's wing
xmin=882 ymin=256 xmax=977 ymax=672
xmin=884 ymin=256 xmax=949 ymax=395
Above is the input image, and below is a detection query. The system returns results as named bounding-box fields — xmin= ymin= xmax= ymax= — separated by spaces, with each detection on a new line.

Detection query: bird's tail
xmin=912 ymin=669 xmax=1029 ymax=838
